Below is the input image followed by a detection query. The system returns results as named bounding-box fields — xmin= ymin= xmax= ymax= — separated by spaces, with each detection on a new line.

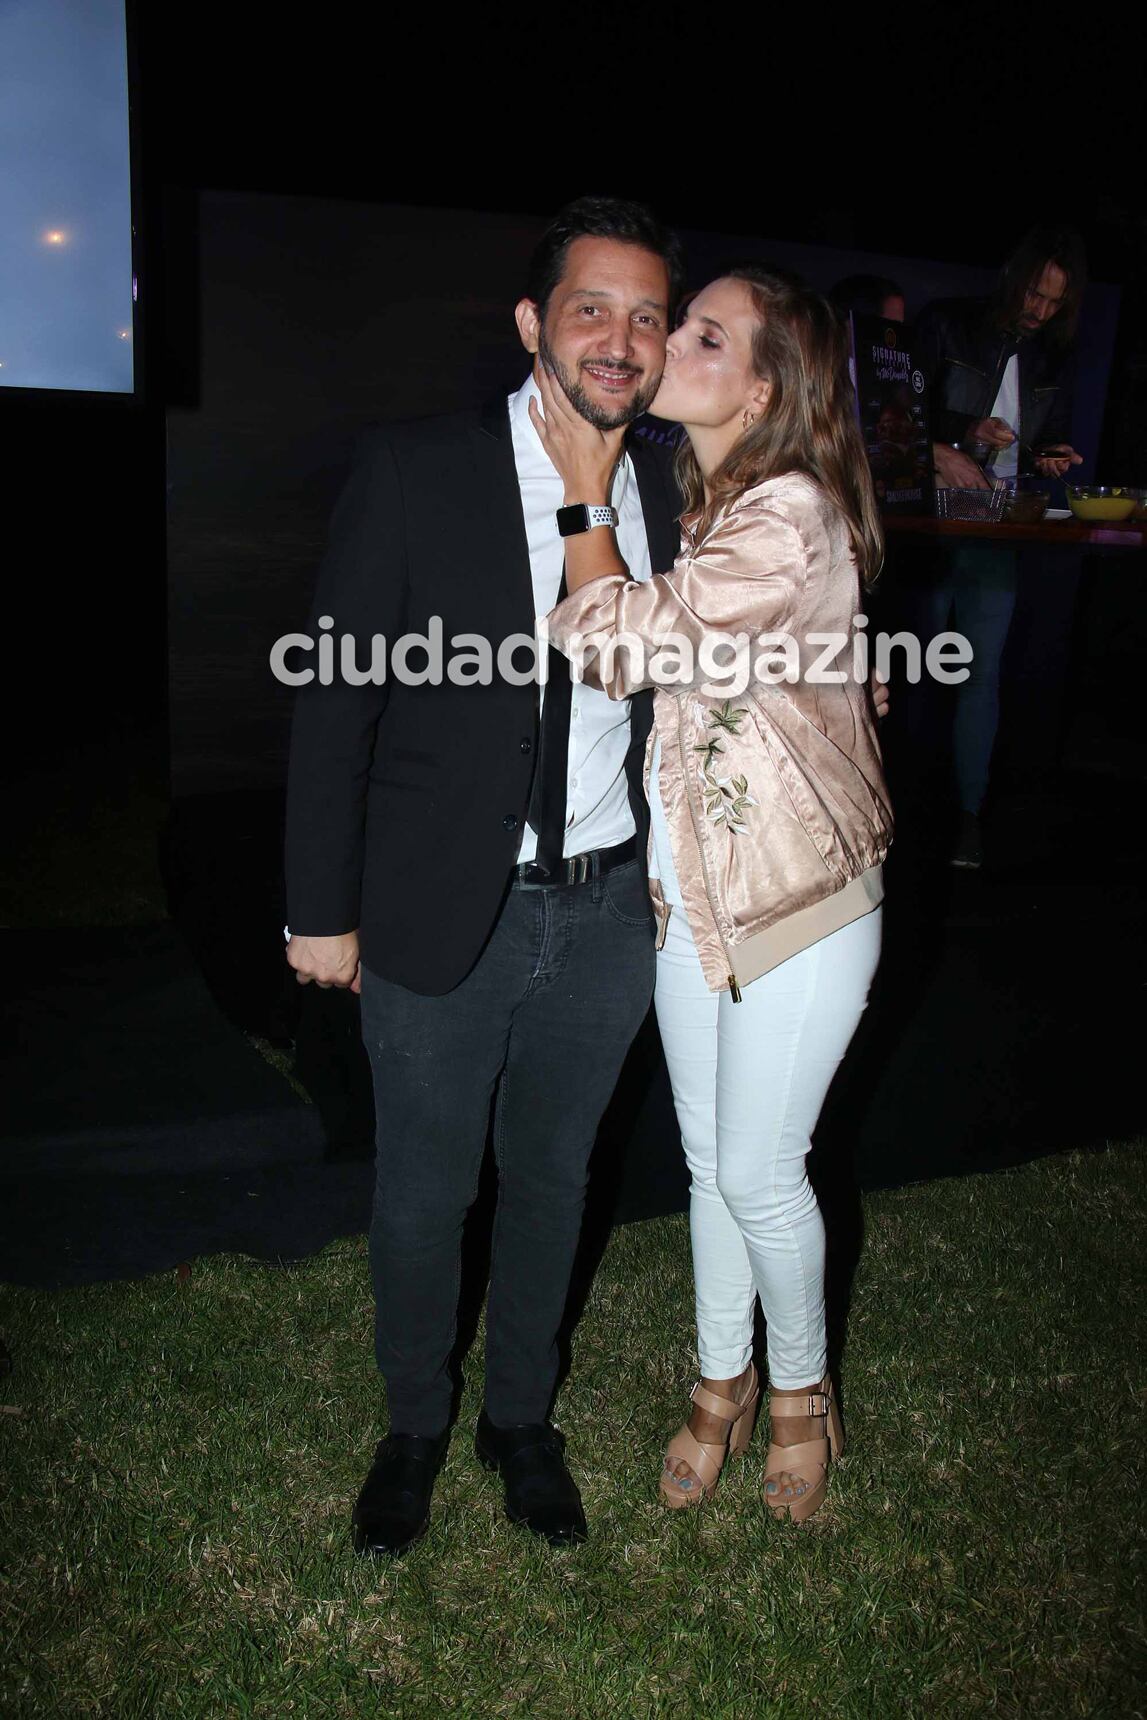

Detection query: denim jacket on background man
xmin=915 ymin=296 xmax=1075 ymax=464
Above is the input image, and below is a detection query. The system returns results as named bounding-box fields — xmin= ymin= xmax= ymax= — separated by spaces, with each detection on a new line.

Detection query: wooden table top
xmin=883 ymin=513 xmax=1147 ymax=549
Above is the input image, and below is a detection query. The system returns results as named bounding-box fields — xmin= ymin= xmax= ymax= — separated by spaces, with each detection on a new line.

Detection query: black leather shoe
xmin=474 ymin=1412 xmax=588 ymax=1546
xmin=351 ymin=1431 xmax=449 ymax=1557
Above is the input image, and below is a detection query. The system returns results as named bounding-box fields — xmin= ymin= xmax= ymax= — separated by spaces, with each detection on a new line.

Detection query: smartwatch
xmin=556 ymin=503 xmax=619 ymax=538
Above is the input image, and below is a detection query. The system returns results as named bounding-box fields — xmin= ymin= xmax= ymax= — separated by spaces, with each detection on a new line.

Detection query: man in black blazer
xmin=285 ymin=197 xmax=684 ymax=1555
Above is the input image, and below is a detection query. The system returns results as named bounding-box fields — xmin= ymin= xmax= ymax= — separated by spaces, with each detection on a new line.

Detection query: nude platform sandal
xmin=659 ymin=1364 xmax=759 ymax=1509
xmin=762 ymin=1375 xmax=844 ymax=1524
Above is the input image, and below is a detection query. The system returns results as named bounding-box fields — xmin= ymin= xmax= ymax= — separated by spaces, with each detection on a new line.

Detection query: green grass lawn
xmin=2 ymin=1145 xmax=1143 ymax=1718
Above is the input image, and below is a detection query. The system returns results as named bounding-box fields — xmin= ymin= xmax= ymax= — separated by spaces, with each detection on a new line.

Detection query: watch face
xmin=557 ymin=505 xmax=589 ymax=538
xmin=556 ymin=504 xmax=617 ymax=537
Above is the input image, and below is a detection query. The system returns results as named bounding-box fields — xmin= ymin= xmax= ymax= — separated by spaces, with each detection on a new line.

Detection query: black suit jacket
xmin=285 ymin=396 xmax=682 ymax=995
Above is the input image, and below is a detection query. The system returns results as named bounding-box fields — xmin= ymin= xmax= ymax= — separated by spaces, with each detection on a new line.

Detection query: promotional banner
xmin=851 ymin=313 xmax=933 ymax=514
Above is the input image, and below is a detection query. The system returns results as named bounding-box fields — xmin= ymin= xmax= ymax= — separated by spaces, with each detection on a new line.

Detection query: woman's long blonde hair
xmin=674 ymin=266 xmax=884 ymax=585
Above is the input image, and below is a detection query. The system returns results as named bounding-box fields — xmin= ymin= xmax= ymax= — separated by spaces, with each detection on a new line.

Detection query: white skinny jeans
xmin=650 ymin=746 xmax=882 ymax=1387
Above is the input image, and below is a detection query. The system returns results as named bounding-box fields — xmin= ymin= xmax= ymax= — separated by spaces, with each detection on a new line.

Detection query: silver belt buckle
xmin=547 ymin=851 xmax=593 ymax=886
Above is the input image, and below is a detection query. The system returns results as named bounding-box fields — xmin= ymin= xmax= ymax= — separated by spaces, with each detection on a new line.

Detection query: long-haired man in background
xmin=915 ymin=228 xmax=1087 ymax=865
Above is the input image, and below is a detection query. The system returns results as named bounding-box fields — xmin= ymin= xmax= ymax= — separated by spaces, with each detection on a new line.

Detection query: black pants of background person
xmin=359 ymin=855 xmax=656 ymax=1438
xmin=879 ymin=544 xmax=1083 ymax=823
xmin=894 ymin=543 xmax=1018 ymax=817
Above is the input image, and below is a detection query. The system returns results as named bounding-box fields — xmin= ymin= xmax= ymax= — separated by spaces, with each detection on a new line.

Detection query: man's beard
xmin=537 ymin=328 xmax=661 ymax=430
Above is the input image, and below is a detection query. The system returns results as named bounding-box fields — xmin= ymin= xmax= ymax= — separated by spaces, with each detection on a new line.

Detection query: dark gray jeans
xmin=359 ymin=856 xmax=655 ymax=1435
xmin=908 ymin=543 xmax=1018 ymax=814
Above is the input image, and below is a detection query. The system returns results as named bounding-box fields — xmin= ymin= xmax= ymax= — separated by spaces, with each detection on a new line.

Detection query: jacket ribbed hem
xmin=730 ymin=865 xmax=884 ymax=989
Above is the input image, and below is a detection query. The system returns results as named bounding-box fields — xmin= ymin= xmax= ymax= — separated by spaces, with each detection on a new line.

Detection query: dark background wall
xmin=165 ymin=190 xmax=1121 ymax=797
xmin=4 ymin=0 xmax=1144 ymax=794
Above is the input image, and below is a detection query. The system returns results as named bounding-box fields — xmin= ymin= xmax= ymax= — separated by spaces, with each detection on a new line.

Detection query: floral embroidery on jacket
xmin=694 ymin=702 xmax=759 ymax=836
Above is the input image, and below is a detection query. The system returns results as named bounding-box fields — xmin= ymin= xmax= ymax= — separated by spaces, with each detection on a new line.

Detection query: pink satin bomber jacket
xmin=547 ymin=472 xmax=893 ymax=995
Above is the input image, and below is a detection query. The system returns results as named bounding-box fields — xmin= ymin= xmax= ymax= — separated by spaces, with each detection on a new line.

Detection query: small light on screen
xmin=2 ymin=0 xmax=134 ymax=393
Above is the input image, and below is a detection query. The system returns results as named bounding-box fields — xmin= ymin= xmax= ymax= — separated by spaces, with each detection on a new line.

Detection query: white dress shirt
xmin=986 ymin=354 xmax=1020 ymax=480
xmin=507 ymin=374 xmax=653 ymax=862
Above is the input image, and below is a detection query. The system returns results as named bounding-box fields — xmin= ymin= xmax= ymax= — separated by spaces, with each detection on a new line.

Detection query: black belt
xmin=513 ymin=836 xmax=638 ymax=889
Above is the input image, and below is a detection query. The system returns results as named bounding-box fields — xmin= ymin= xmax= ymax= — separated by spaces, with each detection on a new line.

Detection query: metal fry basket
xmin=934 ymin=486 xmax=1008 ymax=522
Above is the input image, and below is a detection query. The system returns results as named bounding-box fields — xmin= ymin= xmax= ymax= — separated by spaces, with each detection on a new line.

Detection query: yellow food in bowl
xmin=1067 ymin=495 xmax=1137 ymax=521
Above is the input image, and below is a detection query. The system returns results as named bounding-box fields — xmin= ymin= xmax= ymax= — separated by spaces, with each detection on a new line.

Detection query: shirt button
xmin=503 ymin=814 xmax=519 ymax=833
xmin=519 ymin=737 xmax=532 ymax=753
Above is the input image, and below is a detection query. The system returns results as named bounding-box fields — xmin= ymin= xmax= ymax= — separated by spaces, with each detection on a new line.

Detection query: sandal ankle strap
xmin=768 ymin=1388 xmax=830 ymax=1419
xmin=690 ymin=1365 xmax=758 ymax=1423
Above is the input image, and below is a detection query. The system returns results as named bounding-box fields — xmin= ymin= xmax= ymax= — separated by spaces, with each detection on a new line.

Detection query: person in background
xmin=912 ymin=228 xmax=1087 ymax=866
xmin=829 ymin=273 xmax=906 ymax=325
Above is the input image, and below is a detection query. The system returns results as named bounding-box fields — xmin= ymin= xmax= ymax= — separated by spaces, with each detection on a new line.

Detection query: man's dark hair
xmin=828 ymin=274 xmax=904 ymax=320
xmin=991 ymin=227 xmax=1088 ymax=347
xmin=525 ymin=195 xmax=684 ymax=319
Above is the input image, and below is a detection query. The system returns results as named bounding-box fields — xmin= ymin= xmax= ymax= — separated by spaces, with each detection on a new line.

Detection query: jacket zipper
xmin=676 ymin=701 xmax=743 ymax=1002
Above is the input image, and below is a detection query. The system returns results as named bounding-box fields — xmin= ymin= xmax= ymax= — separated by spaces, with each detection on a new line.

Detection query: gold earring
xmin=742 ymin=409 xmax=756 ymax=431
